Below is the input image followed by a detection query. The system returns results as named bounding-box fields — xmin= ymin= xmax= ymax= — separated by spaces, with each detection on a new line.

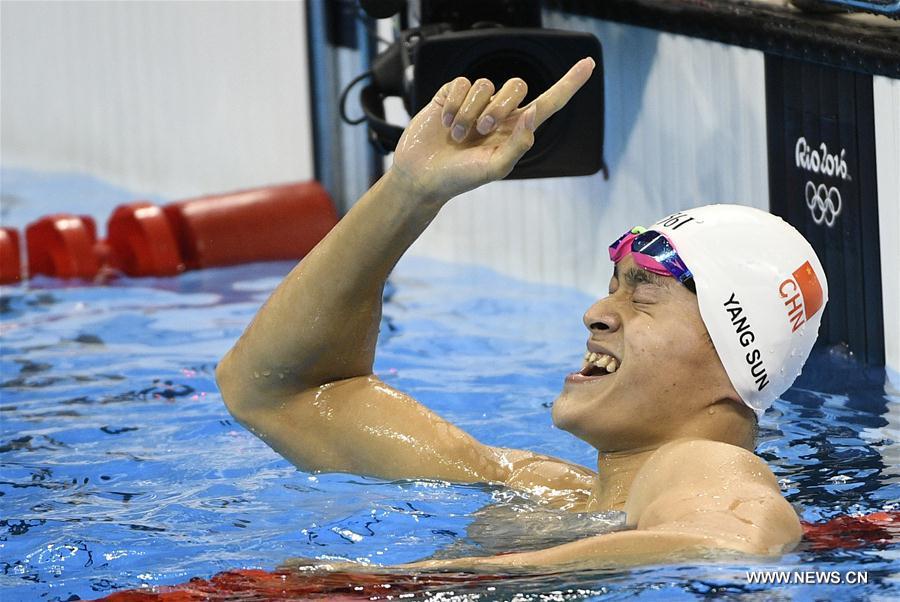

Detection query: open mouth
xmin=581 ymin=351 xmax=619 ymax=376
xmin=566 ymin=352 xmax=620 ymax=384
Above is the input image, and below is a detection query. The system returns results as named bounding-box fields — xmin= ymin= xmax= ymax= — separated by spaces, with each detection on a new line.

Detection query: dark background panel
xmin=766 ymin=55 xmax=884 ymax=365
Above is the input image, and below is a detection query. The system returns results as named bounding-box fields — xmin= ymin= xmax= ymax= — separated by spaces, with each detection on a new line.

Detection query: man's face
xmin=552 ymin=254 xmax=736 ymax=451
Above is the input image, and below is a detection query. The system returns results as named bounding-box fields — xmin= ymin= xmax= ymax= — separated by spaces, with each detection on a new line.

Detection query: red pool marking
xmin=97 ymin=568 xmax=504 ymax=601
xmin=96 ymin=512 xmax=900 ymax=601
xmin=801 ymin=510 xmax=900 ymax=551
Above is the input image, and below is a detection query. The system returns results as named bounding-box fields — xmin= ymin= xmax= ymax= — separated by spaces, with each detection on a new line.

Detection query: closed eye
xmin=631 ymin=283 xmax=663 ymax=305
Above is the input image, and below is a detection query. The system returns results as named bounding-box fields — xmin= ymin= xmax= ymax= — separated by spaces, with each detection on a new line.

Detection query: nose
xmin=583 ymin=297 xmax=621 ymax=333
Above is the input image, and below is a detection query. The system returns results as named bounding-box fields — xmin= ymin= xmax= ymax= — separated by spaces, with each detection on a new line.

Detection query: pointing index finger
xmin=528 ymin=57 xmax=595 ymax=129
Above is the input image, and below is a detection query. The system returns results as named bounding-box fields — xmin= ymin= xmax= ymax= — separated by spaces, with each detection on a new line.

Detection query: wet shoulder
xmin=625 ymin=439 xmax=779 ymax=522
xmin=644 ymin=439 xmax=777 ymax=486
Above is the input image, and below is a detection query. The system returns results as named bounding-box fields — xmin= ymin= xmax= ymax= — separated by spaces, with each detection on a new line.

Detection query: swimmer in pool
xmin=216 ymin=57 xmax=828 ymax=571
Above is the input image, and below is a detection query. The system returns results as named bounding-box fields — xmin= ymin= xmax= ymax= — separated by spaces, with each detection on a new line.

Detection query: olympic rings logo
xmin=805 ymin=181 xmax=842 ymax=228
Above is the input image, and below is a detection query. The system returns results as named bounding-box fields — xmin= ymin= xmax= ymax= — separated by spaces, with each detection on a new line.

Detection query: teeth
xmin=581 ymin=352 xmax=619 ymax=373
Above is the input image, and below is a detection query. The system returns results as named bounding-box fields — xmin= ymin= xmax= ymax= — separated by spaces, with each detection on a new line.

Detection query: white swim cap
xmin=651 ymin=205 xmax=828 ymax=416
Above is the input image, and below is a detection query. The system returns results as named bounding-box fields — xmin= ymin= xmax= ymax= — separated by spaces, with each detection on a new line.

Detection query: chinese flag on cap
xmin=793 ymin=261 xmax=824 ymax=319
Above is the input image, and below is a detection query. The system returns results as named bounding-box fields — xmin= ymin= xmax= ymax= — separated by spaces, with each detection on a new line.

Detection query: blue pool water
xmin=1 ymin=256 xmax=898 ymax=601
xmin=1 ymin=170 xmax=898 ymax=600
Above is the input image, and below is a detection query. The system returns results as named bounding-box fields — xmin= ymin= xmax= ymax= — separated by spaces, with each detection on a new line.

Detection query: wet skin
xmin=216 ymin=58 xmax=802 ymax=572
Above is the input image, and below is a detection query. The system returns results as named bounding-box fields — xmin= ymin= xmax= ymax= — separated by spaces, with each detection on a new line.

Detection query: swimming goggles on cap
xmin=608 ymin=226 xmax=696 ymax=292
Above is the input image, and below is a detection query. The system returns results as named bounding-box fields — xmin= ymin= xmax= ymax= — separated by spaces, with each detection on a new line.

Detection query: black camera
xmin=358 ymin=3 xmax=605 ymax=179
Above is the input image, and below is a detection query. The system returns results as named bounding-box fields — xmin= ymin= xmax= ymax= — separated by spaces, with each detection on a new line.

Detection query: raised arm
xmin=215 ymin=59 xmax=597 ymax=493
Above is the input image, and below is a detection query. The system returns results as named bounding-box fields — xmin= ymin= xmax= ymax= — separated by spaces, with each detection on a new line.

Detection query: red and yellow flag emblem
xmin=792 ymin=261 xmax=824 ymax=319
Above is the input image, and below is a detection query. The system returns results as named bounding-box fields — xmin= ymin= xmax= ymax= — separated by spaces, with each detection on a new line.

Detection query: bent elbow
xmin=215 ymin=352 xmax=247 ymax=420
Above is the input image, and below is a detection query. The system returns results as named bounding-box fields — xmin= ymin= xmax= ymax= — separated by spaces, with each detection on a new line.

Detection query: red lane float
xmin=163 ymin=181 xmax=337 ymax=270
xmin=26 ymin=214 xmax=100 ymax=279
xmin=17 ymin=181 xmax=337 ymax=281
xmin=0 ymin=227 xmax=22 ymax=284
xmin=94 ymin=511 xmax=900 ymax=602
xmin=107 ymin=202 xmax=183 ymax=277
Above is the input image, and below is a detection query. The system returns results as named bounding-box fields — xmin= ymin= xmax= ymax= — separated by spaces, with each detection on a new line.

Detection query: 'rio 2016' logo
xmin=795 ymin=138 xmax=850 ymax=181
xmin=804 ymin=181 xmax=842 ymax=228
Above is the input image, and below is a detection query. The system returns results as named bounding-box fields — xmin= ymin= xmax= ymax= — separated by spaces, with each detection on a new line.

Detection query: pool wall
xmin=874 ymin=77 xmax=900 ymax=386
xmin=0 ymin=1 xmax=316 ymax=200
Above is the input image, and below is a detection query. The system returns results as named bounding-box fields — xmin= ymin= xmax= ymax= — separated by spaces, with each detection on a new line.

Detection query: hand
xmin=278 ymin=556 xmax=368 ymax=573
xmin=278 ymin=555 xmax=486 ymax=574
xmin=390 ymin=57 xmax=596 ymax=202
